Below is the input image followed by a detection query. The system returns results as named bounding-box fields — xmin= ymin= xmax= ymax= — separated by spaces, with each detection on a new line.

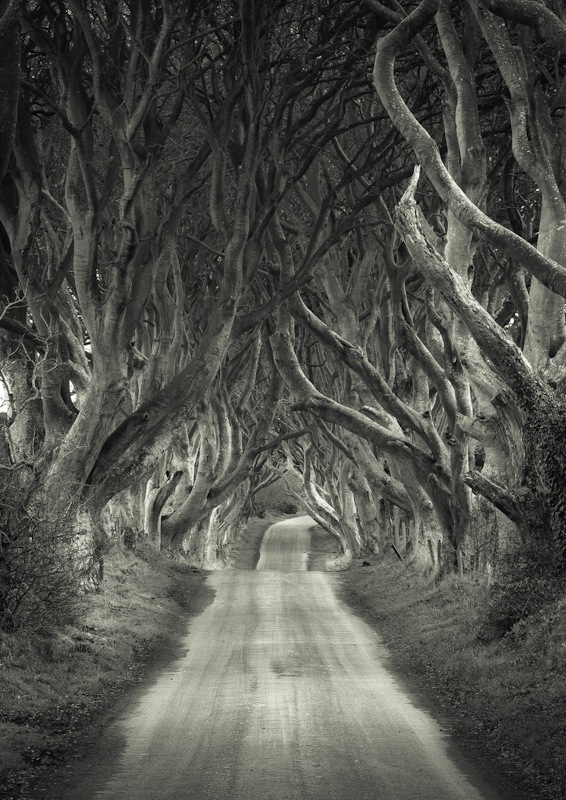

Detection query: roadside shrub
xmin=279 ymin=501 xmax=298 ymax=515
xmin=0 ymin=490 xmax=88 ymax=634
xmin=251 ymin=500 xmax=266 ymax=519
xmin=479 ymin=540 xmax=563 ymax=641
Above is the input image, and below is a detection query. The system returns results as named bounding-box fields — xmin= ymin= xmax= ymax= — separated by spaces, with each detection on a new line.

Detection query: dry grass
xmin=223 ymin=514 xmax=282 ymax=569
xmin=339 ymin=554 xmax=566 ymax=800
xmin=307 ymin=523 xmax=342 ymax=571
xmin=0 ymin=513 xmax=295 ymax=798
xmin=0 ymin=544 xmax=214 ymax=799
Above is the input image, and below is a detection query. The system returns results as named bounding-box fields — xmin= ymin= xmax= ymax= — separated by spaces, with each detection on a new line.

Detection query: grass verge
xmin=308 ymin=523 xmax=342 ymax=571
xmin=224 ymin=513 xmax=286 ymax=569
xmin=0 ymin=544 xmax=214 ymax=800
xmin=338 ymin=553 xmax=566 ymax=800
xmin=226 ymin=515 xmax=343 ymax=573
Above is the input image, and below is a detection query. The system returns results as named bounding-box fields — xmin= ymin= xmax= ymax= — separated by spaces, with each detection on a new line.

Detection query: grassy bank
xmin=6 ymin=517 xmax=562 ymax=800
xmin=308 ymin=523 xmax=342 ymax=570
xmin=338 ymin=554 xmax=566 ymax=800
xmin=223 ymin=514 xmax=282 ymax=569
xmin=0 ymin=513 xmax=286 ymax=798
xmin=0 ymin=546 xmax=214 ymax=799
xmin=224 ymin=514 xmax=343 ymax=573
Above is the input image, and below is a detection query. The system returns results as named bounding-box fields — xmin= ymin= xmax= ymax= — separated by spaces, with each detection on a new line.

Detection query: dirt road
xmin=48 ymin=517 xmax=501 ymax=800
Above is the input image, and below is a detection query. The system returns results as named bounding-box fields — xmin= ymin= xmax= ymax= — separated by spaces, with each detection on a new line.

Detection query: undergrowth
xmin=481 ymin=538 xmax=565 ymax=640
xmin=339 ymin=556 xmax=566 ymax=800
xmin=0 ymin=487 xmax=89 ymax=634
xmin=0 ymin=544 xmax=212 ymax=799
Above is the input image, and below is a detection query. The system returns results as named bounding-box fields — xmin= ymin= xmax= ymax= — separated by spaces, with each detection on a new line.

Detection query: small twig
xmin=391 ymin=544 xmax=404 ymax=561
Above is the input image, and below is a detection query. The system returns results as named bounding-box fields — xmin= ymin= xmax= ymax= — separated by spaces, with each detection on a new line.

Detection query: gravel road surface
xmin=49 ymin=516 xmax=502 ymax=800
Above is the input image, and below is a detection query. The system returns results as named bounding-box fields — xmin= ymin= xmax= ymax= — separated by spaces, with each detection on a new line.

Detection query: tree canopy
xmin=2 ymin=0 xmax=566 ymax=631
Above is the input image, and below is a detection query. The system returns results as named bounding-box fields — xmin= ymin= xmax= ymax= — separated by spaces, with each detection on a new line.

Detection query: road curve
xmin=47 ymin=517 xmax=502 ymax=800
xmin=256 ymin=514 xmax=312 ymax=571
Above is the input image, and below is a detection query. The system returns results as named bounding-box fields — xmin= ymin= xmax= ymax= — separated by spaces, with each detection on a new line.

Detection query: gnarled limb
xmin=394 ymin=167 xmax=549 ymax=409
xmin=479 ymin=0 xmax=566 ymax=51
xmin=0 ymin=4 xmax=20 ymax=182
xmin=144 ymin=469 xmax=183 ymax=548
xmin=463 ymin=468 xmax=526 ymax=529
xmin=372 ymin=0 xmax=566 ymax=298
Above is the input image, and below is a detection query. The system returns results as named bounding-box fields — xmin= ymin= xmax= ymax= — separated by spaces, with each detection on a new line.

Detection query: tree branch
xmin=372 ymin=0 xmax=566 ymax=297
xmin=394 ymin=166 xmax=549 ymax=409
xmin=479 ymin=0 xmax=566 ymax=51
xmin=463 ymin=468 xmax=525 ymax=527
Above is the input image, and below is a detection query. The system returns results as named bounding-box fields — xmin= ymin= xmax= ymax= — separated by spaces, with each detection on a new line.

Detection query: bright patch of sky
xmin=0 ymin=371 xmax=10 ymax=413
xmin=0 ymin=383 xmax=8 ymax=413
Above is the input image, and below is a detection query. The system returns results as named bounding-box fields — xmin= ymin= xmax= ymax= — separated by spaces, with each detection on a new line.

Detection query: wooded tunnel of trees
xmin=1 ymin=0 xmax=566 ymax=634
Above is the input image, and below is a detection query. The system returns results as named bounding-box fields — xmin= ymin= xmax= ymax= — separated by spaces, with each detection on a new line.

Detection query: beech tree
xmin=2 ymin=0 xmax=566 ymax=632
xmin=0 ymin=0 xmax=385 ymax=581
xmin=362 ymin=0 xmax=566 ymax=589
xmin=265 ymin=0 xmax=566 ymax=587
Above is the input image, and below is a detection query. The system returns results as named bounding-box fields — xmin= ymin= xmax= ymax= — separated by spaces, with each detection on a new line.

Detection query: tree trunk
xmin=144 ymin=470 xmax=183 ymax=550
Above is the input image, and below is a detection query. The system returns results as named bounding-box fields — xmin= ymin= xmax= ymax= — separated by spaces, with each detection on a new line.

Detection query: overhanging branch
xmin=372 ymin=0 xmax=566 ymax=298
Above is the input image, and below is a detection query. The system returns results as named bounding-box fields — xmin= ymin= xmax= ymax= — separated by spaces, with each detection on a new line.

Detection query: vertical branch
xmin=371 ymin=0 xmax=566 ymax=297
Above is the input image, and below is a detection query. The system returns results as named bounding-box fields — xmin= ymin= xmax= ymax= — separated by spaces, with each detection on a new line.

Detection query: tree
xmin=1 ymin=0 xmax=389 ymax=575
xmin=3 ymin=0 xmax=566 ymax=624
xmin=365 ymin=0 xmax=566 ymax=599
